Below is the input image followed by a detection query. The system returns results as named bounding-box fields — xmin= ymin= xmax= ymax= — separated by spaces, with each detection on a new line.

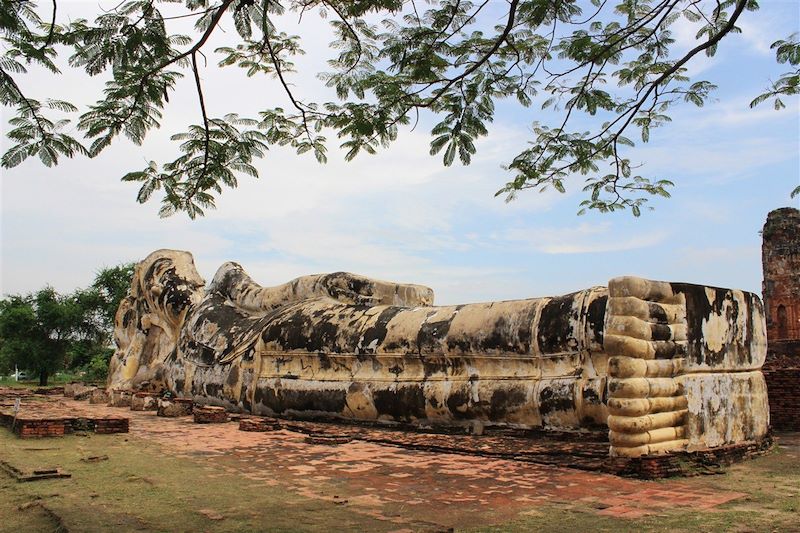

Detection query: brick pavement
xmin=40 ymin=398 xmax=749 ymax=527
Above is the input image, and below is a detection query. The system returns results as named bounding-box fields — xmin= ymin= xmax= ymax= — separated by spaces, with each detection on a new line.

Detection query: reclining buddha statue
xmin=108 ymin=249 xmax=769 ymax=457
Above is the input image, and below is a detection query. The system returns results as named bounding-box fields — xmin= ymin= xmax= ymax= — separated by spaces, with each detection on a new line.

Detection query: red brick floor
xmin=20 ymin=398 xmax=748 ymax=528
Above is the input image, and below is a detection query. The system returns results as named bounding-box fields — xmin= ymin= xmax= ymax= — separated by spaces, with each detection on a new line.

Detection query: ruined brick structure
xmin=762 ymin=207 xmax=800 ymax=430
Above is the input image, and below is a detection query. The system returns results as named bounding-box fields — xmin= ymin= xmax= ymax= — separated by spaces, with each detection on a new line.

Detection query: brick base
xmin=193 ymin=405 xmax=228 ymax=424
xmin=93 ymin=417 xmax=129 ymax=434
xmin=238 ymin=417 xmax=281 ymax=432
xmin=2 ymin=412 xmax=129 ymax=437
xmin=612 ymin=437 xmax=774 ymax=479
xmin=764 ymin=348 xmax=800 ymax=431
xmin=764 ymin=367 xmax=800 ymax=430
xmin=13 ymin=418 xmax=66 ymax=438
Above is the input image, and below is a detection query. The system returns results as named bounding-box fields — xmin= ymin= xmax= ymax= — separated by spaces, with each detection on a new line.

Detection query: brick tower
xmin=762 ymin=207 xmax=800 ymax=430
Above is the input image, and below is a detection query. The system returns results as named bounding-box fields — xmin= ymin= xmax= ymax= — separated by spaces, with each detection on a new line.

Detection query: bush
xmin=83 ymin=349 xmax=114 ymax=382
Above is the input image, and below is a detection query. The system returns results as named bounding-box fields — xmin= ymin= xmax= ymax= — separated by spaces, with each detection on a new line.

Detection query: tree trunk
xmin=39 ymin=369 xmax=48 ymax=386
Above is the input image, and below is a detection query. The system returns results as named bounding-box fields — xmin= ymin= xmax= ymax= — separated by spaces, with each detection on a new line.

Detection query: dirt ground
xmin=1 ymin=398 xmax=798 ymax=532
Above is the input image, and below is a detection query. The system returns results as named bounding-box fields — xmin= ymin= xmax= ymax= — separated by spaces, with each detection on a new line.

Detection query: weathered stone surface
xmin=156 ymin=398 xmax=193 ymax=417
xmin=605 ymin=277 xmax=768 ymax=457
xmin=108 ymin=249 xmax=769 ymax=457
xmin=130 ymin=392 xmax=159 ymax=411
xmin=74 ymin=387 xmax=98 ymax=401
xmin=89 ymin=388 xmax=110 ymax=404
xmin=64 ymin=382 xmax=93 ymax=399
xmin=762 ymin=207 xmax=800 ymax=430
xmin=109 ymin=389 xmax=133 ymax=407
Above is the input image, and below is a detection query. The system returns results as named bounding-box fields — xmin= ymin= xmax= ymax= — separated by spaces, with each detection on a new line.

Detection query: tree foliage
xmin=0 ymin=288 xmax=85 ymax=385
xmin=1 ymin=0 xmax=796 ymax=218
xmin=0 ymin=264 xmax=134 ymax=384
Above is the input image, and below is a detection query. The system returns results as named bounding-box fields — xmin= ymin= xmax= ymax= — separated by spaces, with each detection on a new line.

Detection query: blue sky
xmin=1 ymin=0 xmax=798 ymax=304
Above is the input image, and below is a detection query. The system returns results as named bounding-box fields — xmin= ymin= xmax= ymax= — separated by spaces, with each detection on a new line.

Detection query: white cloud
xmin=503 ymin=222 xmax=668 ymax=254
xmin=737 ymin=15 xmax=779 ymax=57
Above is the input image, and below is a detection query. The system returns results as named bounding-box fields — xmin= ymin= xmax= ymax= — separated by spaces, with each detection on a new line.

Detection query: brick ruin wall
xmin=762 ymin=207 xmax=800 ymax=430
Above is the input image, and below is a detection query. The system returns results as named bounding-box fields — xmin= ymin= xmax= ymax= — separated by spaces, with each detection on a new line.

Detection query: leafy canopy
xmin=0 ymin=264 xmax=135 ymax=384
xmin=0 ymin=288 xmax=86 ymax=385
xmin=1 ymin=0 xmax=797 ymax=218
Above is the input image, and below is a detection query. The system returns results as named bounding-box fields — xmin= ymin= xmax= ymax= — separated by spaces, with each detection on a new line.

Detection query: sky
xmin=1 ymin=0 xmax=799 ymax=305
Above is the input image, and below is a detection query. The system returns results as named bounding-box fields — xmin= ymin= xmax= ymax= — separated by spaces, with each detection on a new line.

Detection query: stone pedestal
xmin=130 ymin=392 xmax=159 ymax=411
xmin=157 ymin=398 xmax=194 ymax=417
xmin=193 ymin=405 xmax=228 ymax=424
xmin=74 ymin=387 xmax=97 ymax=401
xmin=89 ymin=389 xmax=110 ymax=404
xmin=64 ymin=382 xmax=93 ymax=398
xmin=109 ymin=389 xmax=133 ymax=407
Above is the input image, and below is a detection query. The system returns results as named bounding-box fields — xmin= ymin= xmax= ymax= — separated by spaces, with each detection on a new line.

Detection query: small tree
xmin=0 ymin=265 xmax=135 ymax=384
xmin=90 ymin=263 xmax=136 ymax=333
xmin=0 ymin=288 xmax=83 ymax=385
xmin=70 ymin=264 xmax=135 ymax=377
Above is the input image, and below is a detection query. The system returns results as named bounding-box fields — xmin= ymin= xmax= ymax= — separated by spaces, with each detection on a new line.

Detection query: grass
xmin=0 ymin=425 xmax=797 ymax=532
xmin=0 ymin=373 xmax=101 ymax=387
xmin=475 ymin=439 xmax=800 ymax=533
xmin=0 ymin=430 xmax=393 ymax=533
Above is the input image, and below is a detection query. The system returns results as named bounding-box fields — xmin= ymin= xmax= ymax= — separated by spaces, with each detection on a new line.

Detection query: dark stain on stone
xmin=538 ymin=294 xmax=578 ymax=354
xmin=372 ymin=386 xmax=426 ymax=420
xmin=256 ymin=386 xmax=346 ymax=414
xmin=651 ymin=324 xmax=672 ymax=341
xmin=317 ymin=352 xmax=332 ymax=371
xmin=446 ymin=388 xmax=478 ymax=420
xmin=582 ymin=386 xmax=601 ymax=405
xmin=359 ymin=306 xmax=405 ymax=354
xmin=226 ymin=365 xmax=239 ymax=386
xmin=489 ymin=387 xmax=528 ymax=419
xmin=204 ymin=381 xmax=223 ymax=398
xmin=671 ymin=283 xmax=729 ymax=366
xmin=445 ymin=385 xmax=482 ymax=420
xmin=446 ymin=336 xmax=473 ymax=355
xmin=417 ymin=318 xmax=453 ymax=353
xmin=654 ymin=341 xmax=685 ymax=360
xmin=539 ymin=384 xmax=575 ymax=416
xmin=586 ymin=295 xmax=607 ymax=346
xmin=481 ymin=316 xmax=515 ymax=352
xmin=647 ymin=302 xmax=669 ymax=324
xmin=421 ymin=356 xmax=448 ymax=377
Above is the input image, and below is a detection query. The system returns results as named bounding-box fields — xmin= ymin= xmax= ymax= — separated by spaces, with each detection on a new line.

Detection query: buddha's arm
xmin=208 ymin=262 xmax=434 ymax=313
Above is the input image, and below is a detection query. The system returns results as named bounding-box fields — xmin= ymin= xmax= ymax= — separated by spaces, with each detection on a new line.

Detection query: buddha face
xmin=107 ymin=250 xmax=205 ymax=391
